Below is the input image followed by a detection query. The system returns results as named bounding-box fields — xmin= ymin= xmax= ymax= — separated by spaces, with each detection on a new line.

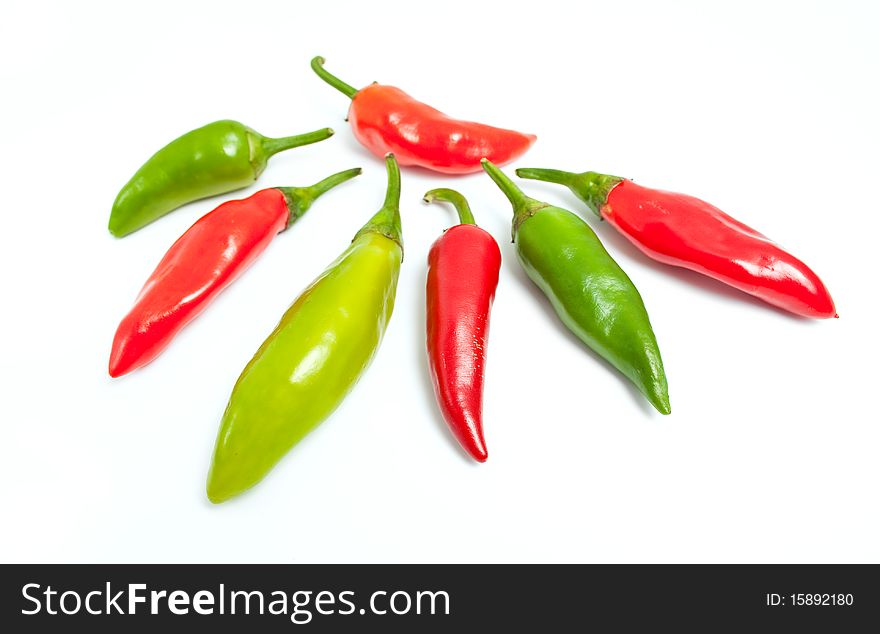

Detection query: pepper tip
xmin=467 ymin=442 xmax=488 ymax=463
xmin=206 ymin=478 xmax=233 ymax=505
xmin=206 ymin=491 xmax=225 ymax=505
xmin=107 ymin=214 xmax=130 ymax=238
xmin=108 ymin=349 xmax=129 ymax=378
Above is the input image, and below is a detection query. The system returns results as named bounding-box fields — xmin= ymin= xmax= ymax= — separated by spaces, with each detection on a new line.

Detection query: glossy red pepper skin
xmin=424 ymin=189 xmax=501 ymax=461
xmin=516 ymin=169 xmax=837 ymax=319
xmin=109 ymin=169 xmax=361 ymax=377
xmin=312 ymin=57 xmax=536 ymax=174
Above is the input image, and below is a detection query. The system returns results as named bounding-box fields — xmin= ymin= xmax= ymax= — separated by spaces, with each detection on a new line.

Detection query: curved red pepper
xmin=312 ymin=56 xmax=536 ymax=174
xmin=108 ymin=168 xmax=361 ymax=377
xmin=516 ymin=169 xmax=837 ymax=319
xmin=424 ymin=189 xmax=501 ymax=461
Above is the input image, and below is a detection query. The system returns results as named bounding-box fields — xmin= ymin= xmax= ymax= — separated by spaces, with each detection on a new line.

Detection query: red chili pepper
xmin=108 ymin=168 xmax=361 ymax=377
xmin=311 ymin=56 xmax=536 ymax=174
xmin=516 ymin=168 xmax=837 ymax=319
xmin=423 ymin=189 xmax=501 ymax=461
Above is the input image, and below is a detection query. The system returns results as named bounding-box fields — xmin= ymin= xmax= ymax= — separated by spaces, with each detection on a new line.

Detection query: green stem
xmin=481 ymin=159 xmax=534 ymax=208
xmin=423 ymin=188 xmax=476 ymax=225
xmin=355 ymin=154 xmax=403 ymax=254
xmin=260 ymin=127 xmax=335 ymax=158
xmin=311 ymin=56 xmax=358 ymax=99
xmin=306 ymin=167 xmax=364 ymax=199
xmin=516 ymin=167 xmax=623 ymax=218
xmin=481 ymin=159 xmax=547 ymax=240
xmin=515 ymin=167 xmax=578 ymax=187
xmin=276 ymin=167 xmax=362 ymax=228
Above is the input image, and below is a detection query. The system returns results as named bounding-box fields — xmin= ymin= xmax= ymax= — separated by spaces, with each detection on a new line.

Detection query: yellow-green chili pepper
xmin=108 ymin=120 xmax=334 ymax=237
xmin=206 ymin=154 xmax=403 ymax=503
xmin=482 ymin=159 xmax=670 ymax=415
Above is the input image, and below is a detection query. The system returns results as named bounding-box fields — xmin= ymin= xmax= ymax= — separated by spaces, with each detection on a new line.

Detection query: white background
xmin=2 ymin=0 xmax=878 ymax=563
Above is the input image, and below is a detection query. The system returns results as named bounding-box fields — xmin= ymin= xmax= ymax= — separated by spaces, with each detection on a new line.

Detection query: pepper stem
xmin=354 ymin=154 xmax=403 ymax=254
xmin=515 ymin=167 xmax=577 ymax=187
xmin=423 ymin=188 xmax=476 ymax=225
xmin=481 ymin=159 xmax=547 ymax=240
xmin=276 ymin=167 xmax=362 ymax=228
xmin=517 ymin=167 xmax=623 ymax=217
xmin=311 ymin=56 xmax=358 ymax=99
xmin=260 ymin=127 xmax=335 ymax=158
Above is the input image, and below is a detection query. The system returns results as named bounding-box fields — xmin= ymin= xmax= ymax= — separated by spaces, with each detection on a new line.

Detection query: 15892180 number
xmin=790 ymin=593 xmax=854 ymax=606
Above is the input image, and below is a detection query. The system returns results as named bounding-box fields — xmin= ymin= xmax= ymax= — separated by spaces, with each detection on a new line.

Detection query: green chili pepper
xmin=206 ymin=154 xmax=403 ymax=503
xmin=481 ymin=159 xmax=670 ymax=414
xmin=108 ymin=120 xmax=334 ymax=237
